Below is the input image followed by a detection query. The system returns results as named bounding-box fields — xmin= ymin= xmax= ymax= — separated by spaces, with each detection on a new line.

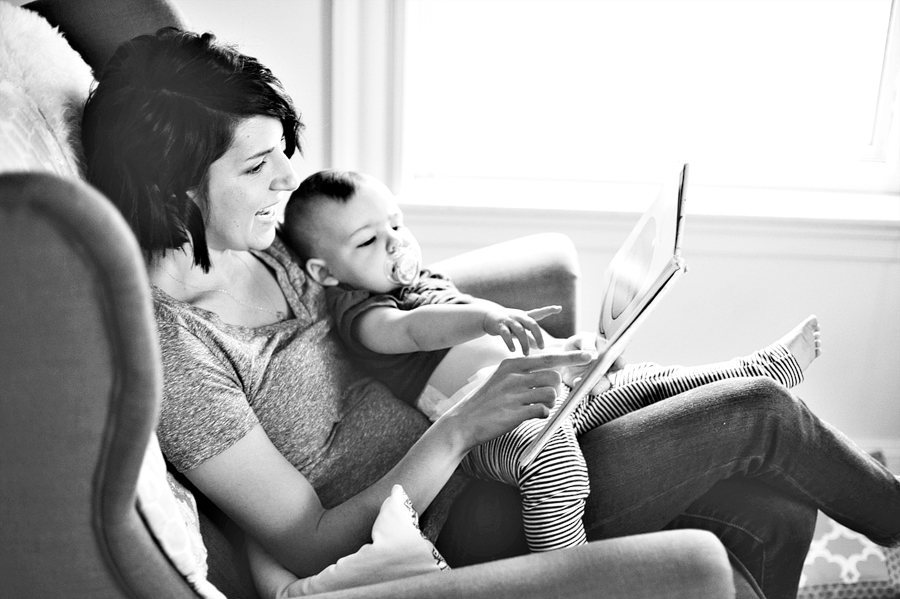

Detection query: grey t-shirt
xmin=152 ymin=238 xmax=438 ymax=511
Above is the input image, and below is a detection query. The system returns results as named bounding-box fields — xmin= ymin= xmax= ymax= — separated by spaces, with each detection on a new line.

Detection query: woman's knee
xmin=701 ymin=376 xmax=797 ymax=418
xmin=740 ymin=377 xmax=807 ymax=426
xmin=741 ymin=376 xmax=792 ymax=399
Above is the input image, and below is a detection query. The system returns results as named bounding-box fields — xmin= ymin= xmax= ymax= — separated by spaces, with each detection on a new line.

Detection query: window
xmin=333 ymin=0 xmax=900 ymax=218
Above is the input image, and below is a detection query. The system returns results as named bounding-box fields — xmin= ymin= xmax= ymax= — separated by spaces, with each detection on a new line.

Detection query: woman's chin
xmin=251 ymin=226 xmax=279 ymax=250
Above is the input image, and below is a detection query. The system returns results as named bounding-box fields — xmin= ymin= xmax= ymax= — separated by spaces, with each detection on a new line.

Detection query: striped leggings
xmin=460 ymin=342 xmax=804 ymax=552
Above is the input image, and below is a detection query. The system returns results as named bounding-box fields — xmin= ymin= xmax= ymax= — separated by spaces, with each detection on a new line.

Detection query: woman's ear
xmin=305 ymin=258 xmax=340 ymax=286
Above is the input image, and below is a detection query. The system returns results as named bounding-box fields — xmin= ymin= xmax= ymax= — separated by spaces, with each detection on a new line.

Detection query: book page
xmin=519 ymin=164 xmax=688 ymax=467
xmin=599 ymin=173 xmax=685 ymax=344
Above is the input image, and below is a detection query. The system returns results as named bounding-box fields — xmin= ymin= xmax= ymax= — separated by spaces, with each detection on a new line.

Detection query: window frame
xmin=330 ymin=0 xmax=900 ymax=221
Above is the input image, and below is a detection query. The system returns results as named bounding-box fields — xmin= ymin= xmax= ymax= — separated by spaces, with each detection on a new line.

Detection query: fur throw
xmin=0 ymin=2 xmax=94 ymax=177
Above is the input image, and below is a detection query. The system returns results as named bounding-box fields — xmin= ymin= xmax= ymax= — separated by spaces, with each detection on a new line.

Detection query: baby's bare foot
xmin=779 ymin=315 xmax=822 ymax=372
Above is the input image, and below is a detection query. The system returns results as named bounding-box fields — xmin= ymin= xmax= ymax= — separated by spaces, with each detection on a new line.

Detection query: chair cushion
xmin=136 ymin=436 xmax=226 ymax=599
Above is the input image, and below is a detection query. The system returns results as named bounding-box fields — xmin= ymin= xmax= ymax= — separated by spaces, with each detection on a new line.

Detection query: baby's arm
xmin=355 ymin=302 xmax=561 ymax=355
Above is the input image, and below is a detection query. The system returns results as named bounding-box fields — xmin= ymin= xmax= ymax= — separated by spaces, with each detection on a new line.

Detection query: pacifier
xmin=384 ymin=244 xmax=420 ymax=286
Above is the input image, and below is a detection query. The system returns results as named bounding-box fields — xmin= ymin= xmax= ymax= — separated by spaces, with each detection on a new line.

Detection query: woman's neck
xmin=148 ymin=245 xmax=290 ymax=326
xmin=149 ymin=246 xmax=247 ymax=293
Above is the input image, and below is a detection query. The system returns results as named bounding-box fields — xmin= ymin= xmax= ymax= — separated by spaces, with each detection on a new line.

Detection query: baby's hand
xmin=482 ymin=305 xmax=561 ymax=355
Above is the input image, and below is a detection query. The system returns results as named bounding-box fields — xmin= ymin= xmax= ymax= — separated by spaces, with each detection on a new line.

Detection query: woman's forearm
xmin=187 ymin=421 xmax=471 ymax=579
xmin=286 ymin=417 xmax=470 ymax=576
xmin=321 ymin=417 xmax=467 ymax=523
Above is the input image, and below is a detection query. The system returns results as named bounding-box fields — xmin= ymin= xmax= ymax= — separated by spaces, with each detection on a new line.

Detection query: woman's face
xmin=200 ymin=115 xmax=299 ymax=253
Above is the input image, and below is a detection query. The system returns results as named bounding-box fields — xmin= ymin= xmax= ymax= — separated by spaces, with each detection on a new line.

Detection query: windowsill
xmin=398 ymin=178 xmax=900 ymax=224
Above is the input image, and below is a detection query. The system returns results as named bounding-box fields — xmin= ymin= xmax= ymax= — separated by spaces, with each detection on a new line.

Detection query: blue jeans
xmin=578 ymin=377 xmax=900 ymax=599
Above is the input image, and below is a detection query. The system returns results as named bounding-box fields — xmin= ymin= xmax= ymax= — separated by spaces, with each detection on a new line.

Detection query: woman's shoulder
xmin=262 ymin=235 xmax=305 ymax=282
xmin=151 ymin=285 xmax=225 ymax=351
xmin=260 ymin=235 xmax=332 ymax=323
xmin=150 ymin=286 xmax=265 ymax=395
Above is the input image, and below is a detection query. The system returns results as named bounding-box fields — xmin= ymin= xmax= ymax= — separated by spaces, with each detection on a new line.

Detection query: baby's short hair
xmin=282 ymin=170 xmax=364 ymax=260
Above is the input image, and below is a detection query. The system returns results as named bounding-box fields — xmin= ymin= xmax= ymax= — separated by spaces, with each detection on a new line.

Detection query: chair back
xmin=25 ymin=0 xmax=191 ymax=73
xmin=0 ymin=173 xmax=196 ymax=598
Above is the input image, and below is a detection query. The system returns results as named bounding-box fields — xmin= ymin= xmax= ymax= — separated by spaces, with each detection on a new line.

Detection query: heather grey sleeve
xmin=154 ymin=315 xmax=258 ymax=472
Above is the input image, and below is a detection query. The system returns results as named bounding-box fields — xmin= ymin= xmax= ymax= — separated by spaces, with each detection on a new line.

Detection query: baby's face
xmin=309 ymin=179 xmax=421 ymax=293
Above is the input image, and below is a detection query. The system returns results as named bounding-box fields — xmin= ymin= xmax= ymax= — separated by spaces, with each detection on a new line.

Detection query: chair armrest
xmin=428 ymin=232 xmax=580 ymax=339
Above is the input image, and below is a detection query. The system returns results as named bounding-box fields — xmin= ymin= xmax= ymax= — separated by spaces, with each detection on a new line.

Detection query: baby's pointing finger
xmin=526 ymin=305 xmax=562 ymax=321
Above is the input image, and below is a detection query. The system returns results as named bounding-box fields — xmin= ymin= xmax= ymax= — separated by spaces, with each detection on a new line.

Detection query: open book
xmin=520 ymin=163 xmax=689 ymax=467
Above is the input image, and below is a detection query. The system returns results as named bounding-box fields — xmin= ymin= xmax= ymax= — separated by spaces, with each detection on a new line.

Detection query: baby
xmin=279 ymin=169 xmax=822 ymax=555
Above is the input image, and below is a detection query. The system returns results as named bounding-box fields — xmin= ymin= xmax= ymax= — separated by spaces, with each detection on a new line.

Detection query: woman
xmin=82 ymin=27 xmax=899 ymax=599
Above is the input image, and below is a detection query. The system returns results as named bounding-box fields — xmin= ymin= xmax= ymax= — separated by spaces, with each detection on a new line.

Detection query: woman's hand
xmin=559 ymin=332 xmax=626 ymax=394
xmin=437 ymin=350 xmax=594 ymax=449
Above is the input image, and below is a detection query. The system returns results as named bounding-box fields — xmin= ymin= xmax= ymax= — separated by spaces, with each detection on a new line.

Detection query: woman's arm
xmin=355 ymin=302 xmax=561 ymax=355
xmin=186 ymin=419 xmax=461 ymax=578
xmin=185 ymin=351 xmax=593 ymax=579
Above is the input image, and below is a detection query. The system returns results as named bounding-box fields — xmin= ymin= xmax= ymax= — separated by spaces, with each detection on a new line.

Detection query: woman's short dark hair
xmin=82 ymin=27 xmax=304 ymax=271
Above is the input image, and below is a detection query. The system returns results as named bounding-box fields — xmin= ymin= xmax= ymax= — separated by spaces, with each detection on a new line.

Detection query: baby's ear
xmin=305 ymin=258 xmax=340 ymax=286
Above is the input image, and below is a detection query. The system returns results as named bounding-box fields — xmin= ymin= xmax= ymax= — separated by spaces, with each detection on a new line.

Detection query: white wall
xmin=177 ymin=0 xmax=331 ymax=178
xmin=151 ymin=0 xmax=900 ymax=470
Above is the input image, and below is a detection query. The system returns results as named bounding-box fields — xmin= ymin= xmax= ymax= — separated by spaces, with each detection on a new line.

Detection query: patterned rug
xmin=798 ymin=452 xmax=899 ymax=599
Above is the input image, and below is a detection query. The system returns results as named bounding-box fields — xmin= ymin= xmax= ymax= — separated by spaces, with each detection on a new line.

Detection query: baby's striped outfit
xmin=461 ymin=342 xmax=804 ymax=552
